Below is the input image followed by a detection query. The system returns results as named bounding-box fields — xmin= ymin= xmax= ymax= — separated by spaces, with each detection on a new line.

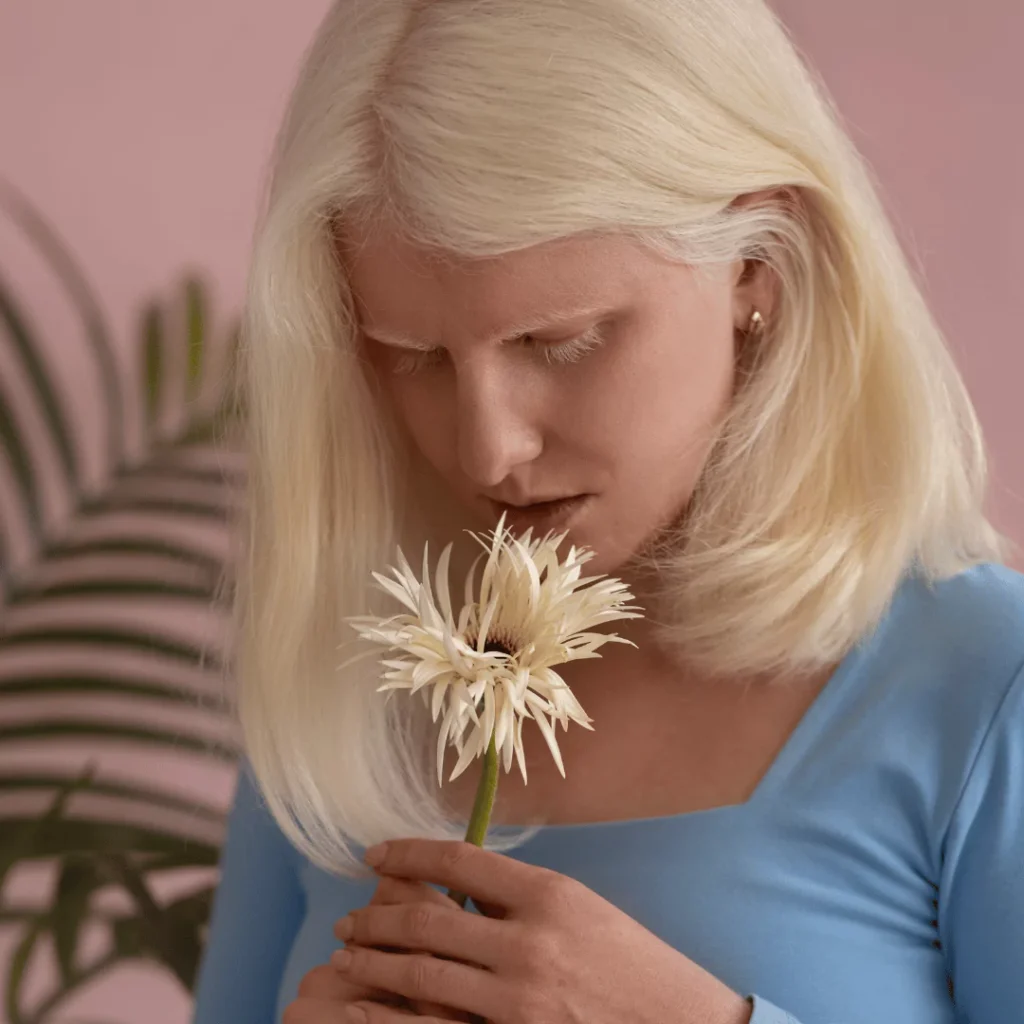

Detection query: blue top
xmin=193 ymin=563 xmax=1024 ymax=1024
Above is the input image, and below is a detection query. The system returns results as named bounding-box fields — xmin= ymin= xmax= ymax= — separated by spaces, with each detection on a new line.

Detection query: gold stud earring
xmin=746 ymin=309 xmax=765 ymax=340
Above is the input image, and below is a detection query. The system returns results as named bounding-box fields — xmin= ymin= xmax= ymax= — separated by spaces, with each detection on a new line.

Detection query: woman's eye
xmin=538 ymin=327 xmax=604 ymax=367
xmin=386 ymin=327 xmax=604 ymax=377
xmin=389 ymin=349 xmax=444 ymax=376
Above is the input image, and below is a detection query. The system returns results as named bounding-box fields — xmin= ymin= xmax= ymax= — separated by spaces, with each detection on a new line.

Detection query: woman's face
xmin=342 ymin=220 xmax=771 ymax=577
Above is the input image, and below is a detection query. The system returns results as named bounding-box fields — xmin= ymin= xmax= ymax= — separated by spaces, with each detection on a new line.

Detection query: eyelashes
xmin=386 ymin=326 xmax=606 ymax=377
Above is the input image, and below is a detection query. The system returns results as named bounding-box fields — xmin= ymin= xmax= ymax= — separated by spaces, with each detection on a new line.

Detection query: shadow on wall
xmin=0 ymin=181 xmax=242 ymax=1023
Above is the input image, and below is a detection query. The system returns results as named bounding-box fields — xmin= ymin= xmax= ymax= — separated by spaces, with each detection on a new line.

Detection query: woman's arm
xmin=192 ymin=760 xmax=306 ymax=1024
xmin=940 ymin=660 xmax=1024 ymax=1020
xmin=743 ymin=661 xmax=1024 ymax=1024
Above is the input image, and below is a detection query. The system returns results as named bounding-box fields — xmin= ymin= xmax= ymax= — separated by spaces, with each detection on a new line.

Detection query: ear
xmin=732 ymin=257 xmax=779 ymax=333
xmin=726 ymin=187 xmax=799 ymax=330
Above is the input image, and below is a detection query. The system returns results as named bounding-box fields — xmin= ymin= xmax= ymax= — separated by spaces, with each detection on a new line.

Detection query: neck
xmin=557 ymin=615 xmax=702 ymax=705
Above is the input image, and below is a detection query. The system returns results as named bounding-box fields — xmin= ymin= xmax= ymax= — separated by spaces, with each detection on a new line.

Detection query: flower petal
xmin=525 ymin=695 xmax=566 ymax=777
xmin=430 ymin=679 xmax=448 ymax=721
xmin=435 ymin=542 xmax=456 ymax=629
xmin=449 ymin=728 xmax=483 ymax=781
xmin=359 ymin=511 xmax=641 ymax=791
xmin=514 ymin=716 xmax=528 ymax=784
xmin=368 ymin=572 xmax=420 ymax=615
xmin=464 ymin=552 xmax=484 ymax=610
xmin=475 ymin=591 xmax=500 ymax=654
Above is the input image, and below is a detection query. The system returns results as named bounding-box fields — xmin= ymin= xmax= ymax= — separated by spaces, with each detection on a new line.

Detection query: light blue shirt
xmin=193 ymin=563 xmax=1024 ymax=1023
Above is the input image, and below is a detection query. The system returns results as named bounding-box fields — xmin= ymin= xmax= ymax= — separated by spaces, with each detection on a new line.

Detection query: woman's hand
xmin=282 ymin=963 xmax=379 ymax=1024
xmin=284 ymin=877 xmax=469 ymax=1023
xmin=329 ymin=839 xmax=753 ymax=1024
xmin=342 ymin=876 xmax=477 ymax=1022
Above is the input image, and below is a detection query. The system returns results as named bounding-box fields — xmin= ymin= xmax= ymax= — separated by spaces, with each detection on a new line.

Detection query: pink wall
xmin=0 ymin=2 xmax=1020 ymax=1022
xmin=1 ymin=1 xmax=1021 ymax=547
xmin=773 ymin=0 xmax=1024 ymax=556
xmin=0 ymin=0 xmax=333 ymax=368
xmin=0 ymin=5 xmax=335 ymax=1021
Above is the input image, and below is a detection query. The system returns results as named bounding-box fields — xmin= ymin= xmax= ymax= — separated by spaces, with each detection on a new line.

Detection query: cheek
xmin=361 ymin=353 xmax=444 ymax=459
xmin=663 ymin=355 xmax=735 ymax=454
xmin=574 ymin=335 xmax=735 ymax=465
xmin=387 ymin=382 xmax=455 ymax=467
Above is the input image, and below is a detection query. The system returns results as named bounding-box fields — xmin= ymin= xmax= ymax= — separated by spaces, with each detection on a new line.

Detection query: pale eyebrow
xmin=361 ymin=304 xmax=613 ymax=351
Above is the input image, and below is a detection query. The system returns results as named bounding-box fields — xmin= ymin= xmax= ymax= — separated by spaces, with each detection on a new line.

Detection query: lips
xmin=490 ymin=494 xmax=591 ymax=534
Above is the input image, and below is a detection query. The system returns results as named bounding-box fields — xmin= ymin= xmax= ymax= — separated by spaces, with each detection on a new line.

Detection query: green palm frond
xmin=0 ymin=180 xmax=123 ymax=472
xmin=0 ymin=187 xmax=245 ymax=1018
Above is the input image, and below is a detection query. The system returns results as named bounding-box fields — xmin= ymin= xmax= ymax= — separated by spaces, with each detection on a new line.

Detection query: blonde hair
xmin=233 ymin=0 xmax=1006 ymax=875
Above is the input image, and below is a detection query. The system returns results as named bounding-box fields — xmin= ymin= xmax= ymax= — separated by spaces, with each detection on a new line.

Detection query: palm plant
xmin=0 ymin=182 xmax=243 ymax=1023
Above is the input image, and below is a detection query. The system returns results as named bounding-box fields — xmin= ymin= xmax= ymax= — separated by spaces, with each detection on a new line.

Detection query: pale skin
xmin=283 ymin=191 xmax=836 ymax=1022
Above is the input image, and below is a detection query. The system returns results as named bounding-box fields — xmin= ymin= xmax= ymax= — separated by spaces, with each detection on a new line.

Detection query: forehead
xmin=337 ymin=221 xmax=657 ymax=339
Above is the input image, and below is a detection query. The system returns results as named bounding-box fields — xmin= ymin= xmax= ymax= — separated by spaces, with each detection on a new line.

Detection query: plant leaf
xmin=0 ymin=190 xmax=244 ymax=999
xmin=0 ymin=772 xmax=224 ymax=820
xmin=0 ymin=765 xmax=97 ymax=898
xmin=0 ymin=675 xmax=226 ymax=708
xmin=0 ymin=722 xmax=234 ymax=758
xmin=52 ymin=855 xmax=103 ymax=985
xmin=6 ymin=913 xmax=45 ymax=1024
xmin=0 ymin=627 xmax=220 ymax=668
xmin=185 ymin=277 xmax=205 ymax=404
xmin=100 ymin=851 xmax=200 ymax=989
xmin=0 ymin=178 xmax=123 ymax=472
xmin=0 ymin=816 xmax=219 ymax=861
xmin=142 ymin=302 xmax=164 ymax=436
xmin=0 ymin=274 xmax=62 ymax=596
xmin=112 ymin=914 xmax=146 ymax=960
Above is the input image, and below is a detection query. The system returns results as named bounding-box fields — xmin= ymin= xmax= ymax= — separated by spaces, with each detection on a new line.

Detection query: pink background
xmin=0 ymin=2 xmax=1020 ymax=1021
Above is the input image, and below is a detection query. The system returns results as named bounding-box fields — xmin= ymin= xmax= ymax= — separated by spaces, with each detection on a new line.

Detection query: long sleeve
xmin=192 ymin=760 xmax=306 ymax=1024
xmin=940 ymin=659 xmax=1024 ymax=1020
xmin=744 ymin=658 xmax=1024 ymax=1024
xmin=747 ymin=996 xmax=803 ymax=1023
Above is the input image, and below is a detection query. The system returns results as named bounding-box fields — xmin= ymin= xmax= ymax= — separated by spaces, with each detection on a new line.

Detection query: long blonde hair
xmin=233 ymin=0 xmax=1006 ymax=875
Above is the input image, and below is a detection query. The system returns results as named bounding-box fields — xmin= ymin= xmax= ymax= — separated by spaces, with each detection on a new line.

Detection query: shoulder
xmin=843 ymin=562 xmax=1024 ymax=833
xmin=872 ymin=561 xmax=1024 ymax=692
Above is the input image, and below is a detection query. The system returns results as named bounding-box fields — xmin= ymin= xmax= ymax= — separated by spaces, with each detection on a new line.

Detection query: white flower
xmin=346 ymin=513 xmax=644 ymax=786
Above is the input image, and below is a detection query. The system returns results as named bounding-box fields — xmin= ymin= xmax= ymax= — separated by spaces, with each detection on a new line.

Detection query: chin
xmin=580 ymin=507 xmax=688 ymax=580
xmin=582 ymin=539 xmax=642 ymax=579
xmin=554 ymin=520 xmax=641 ymax=578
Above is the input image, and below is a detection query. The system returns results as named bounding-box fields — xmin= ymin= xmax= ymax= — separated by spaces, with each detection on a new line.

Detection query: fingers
xmin=296 ymin=965 xmax=377 ymax=1002
xmin=343 ymin=879 xmax=465 ymax=959
xmin=409 ymin=999 xmax=476 ymax=1022
xmin=331 ymin=946 xmax=498 ymax=1021
xmin=282 ymin=998 xmax=419 ymax=1023
xmin=345 ymin=1004 xmax=471 ymax=1023
xmin=368 ymin=876 xmax=458 ymax=909
xmin=368 ymin=876 xmax=504 ymax=921
xmin=292 ymin=964 xmax=408 ymax=1016
xmin=367 ymin=840 xmax=536 ymax=911
xmin=357 ymin=878 xmax=491 ymax=1018
xmin=338 ymin=901 xmax=507 ymax=969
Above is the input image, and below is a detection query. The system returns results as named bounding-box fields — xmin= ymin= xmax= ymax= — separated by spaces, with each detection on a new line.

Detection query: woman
xmin=192 ymin=0 xmax=1024 ymax=1022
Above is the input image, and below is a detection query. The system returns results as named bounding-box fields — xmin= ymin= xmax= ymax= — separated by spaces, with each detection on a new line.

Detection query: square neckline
xmin=491 ymin=624 xmax=873 ymax=838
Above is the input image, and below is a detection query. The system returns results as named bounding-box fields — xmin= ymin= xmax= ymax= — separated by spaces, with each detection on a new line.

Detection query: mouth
xmin=488 ymin=494 xmax=592 ymax=534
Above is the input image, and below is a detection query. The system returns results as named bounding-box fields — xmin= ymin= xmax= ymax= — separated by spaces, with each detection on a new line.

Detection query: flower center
xmin=482 ymin=638 xmax=515 ymax=657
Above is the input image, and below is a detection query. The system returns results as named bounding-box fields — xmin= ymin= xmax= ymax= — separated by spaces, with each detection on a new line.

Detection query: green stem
xmin=447 ymin=735 xmax=499 ymax=910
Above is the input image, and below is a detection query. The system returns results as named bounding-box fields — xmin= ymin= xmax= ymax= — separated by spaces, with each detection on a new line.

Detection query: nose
xmin=454 ymin=363 xmax=543 ymax=488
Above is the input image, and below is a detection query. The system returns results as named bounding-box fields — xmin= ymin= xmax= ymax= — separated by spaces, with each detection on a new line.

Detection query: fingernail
xmin=331 ymin=949 xmax=353 ymax=971
xmin=335 ymin=914 xmax=354 ymax=940
xmin=364 ymin=842 xmax=387 ymax=867
xmin=345 ymin=1007 xmax=367 ymax=1023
